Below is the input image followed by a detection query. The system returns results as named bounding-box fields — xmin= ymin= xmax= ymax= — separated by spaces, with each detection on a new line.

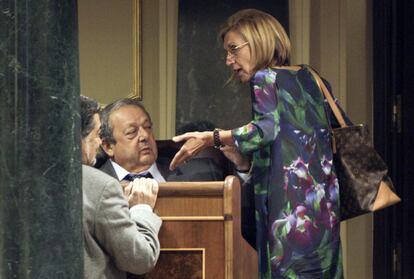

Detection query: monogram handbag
xmin=309 ymin=69 xmax=401 ymax=221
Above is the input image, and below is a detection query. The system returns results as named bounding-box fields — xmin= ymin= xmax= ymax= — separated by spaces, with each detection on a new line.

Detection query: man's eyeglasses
xmin=225 ymin=41 xmax=249 ymax=59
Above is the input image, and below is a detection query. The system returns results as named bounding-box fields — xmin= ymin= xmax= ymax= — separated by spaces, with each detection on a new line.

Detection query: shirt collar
xmin=110 ymin=160 xmax=165 ymax=182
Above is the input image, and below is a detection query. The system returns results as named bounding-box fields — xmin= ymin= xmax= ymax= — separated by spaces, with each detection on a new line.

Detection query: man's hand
xmin=120 ymin=180 xmax=132 ymax=198
xmin=127 ymin=178 xmax=159 ymax=209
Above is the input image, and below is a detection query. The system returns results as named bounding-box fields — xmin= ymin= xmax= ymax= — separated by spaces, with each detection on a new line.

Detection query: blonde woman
xmin=170 ymin=9 xmax=343 ymax=278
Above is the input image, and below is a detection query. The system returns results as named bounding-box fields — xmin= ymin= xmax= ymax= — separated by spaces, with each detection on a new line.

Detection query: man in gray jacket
xmin=80 ymin=95 xmax=162 ymax=278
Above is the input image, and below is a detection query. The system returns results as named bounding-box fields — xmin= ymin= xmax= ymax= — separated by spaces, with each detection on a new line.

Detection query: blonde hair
xmin=219 ymin=9 xmax=291 ymax=72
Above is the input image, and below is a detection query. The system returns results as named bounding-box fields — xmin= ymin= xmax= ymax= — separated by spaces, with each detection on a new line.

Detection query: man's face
xmin=81 ymin=113 xmax=102 ymax=166
xmin=104 ymin=105 xmax=157 ymax=173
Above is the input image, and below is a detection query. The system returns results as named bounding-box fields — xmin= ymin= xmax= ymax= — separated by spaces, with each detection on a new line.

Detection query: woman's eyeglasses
xmin=225 ymin=41 xmax=249 ymax=59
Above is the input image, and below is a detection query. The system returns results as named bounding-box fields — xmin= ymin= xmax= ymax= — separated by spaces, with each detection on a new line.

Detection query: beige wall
xmin=78 ymin=0 xmax=134 ymax=104
xmin=141 ymin=0 xmax=178 ymax=139
xmin=79 ymin=1 xmax=374 ymax=277
xmin=78 ymin=0 xmax=177 ymax=139
xmin=343 ymin=1 xmax=373 ymax=278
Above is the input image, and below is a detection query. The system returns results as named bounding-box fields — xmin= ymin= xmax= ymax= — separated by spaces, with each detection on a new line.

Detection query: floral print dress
xmin=232 ymin=65 xmax=343 ymax=279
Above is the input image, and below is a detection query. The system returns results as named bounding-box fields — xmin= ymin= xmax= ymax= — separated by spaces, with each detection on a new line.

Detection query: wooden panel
xmin=159 ymin=222 xmax=224 ymax=279
xmin=129 ymin=176 xmax=258 ymax=278
xmin=226 ymin=177 xmax=258 ymax=279
xmin=155 ymin=181 xmax=224 ymax=217
xmin=158 ymin=181 xmax=224 ymax=196
xmin=155 ymin=196 xmax=223 ymax=216
xmin=143 ymin=249 xmax=204 ymax=279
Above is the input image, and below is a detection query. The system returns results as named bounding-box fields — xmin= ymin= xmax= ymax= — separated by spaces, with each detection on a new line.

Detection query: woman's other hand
xmin=169 ymin=131 xmax=213 ymax=170
xmin=220 ymin=145 xmax=250 ymax=172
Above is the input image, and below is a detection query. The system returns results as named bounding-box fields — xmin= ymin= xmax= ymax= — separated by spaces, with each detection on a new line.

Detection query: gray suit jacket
xmin=82 ymin=165 xmax=162 ymax=279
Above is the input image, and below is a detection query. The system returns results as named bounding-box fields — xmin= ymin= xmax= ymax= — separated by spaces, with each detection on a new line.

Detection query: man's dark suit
xmin=97 ymin=140 xmax=228 ymax=182
xmin=99 ymin=156 xmax=224 ymax=182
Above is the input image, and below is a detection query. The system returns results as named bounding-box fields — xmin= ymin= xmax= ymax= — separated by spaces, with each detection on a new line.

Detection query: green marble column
xmin=0 ymin=1 xmax=83 ymax=278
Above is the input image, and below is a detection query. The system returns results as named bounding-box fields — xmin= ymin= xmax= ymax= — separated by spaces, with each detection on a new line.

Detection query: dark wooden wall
xmin=175 ymin=0 xmax=289 ymax=132
xmin=373 ymin=0 xmax=414 ymax=278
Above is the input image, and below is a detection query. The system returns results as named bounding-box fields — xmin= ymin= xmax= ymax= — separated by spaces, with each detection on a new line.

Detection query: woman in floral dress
xmin=170 ymin=9 xmax=343 ymax=279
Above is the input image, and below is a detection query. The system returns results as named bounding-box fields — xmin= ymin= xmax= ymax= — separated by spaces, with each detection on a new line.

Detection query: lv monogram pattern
xmin=333 ymin=125 xmax=391 ymax=220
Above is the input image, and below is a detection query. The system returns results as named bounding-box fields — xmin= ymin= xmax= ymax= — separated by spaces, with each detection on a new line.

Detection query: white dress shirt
xmin=110 ymin=160 xmax=166 ymax=182
xmin=110 ymin=160 xmax=165 ymax=212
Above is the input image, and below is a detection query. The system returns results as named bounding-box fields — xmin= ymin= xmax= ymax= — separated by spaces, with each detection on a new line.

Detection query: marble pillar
xmin=0 ymin=1 xmax=83 ymax=278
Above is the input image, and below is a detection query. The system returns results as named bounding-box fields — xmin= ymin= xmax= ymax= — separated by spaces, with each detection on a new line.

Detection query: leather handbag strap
xmin=308 ymin=67 xmax=347 ymax=128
